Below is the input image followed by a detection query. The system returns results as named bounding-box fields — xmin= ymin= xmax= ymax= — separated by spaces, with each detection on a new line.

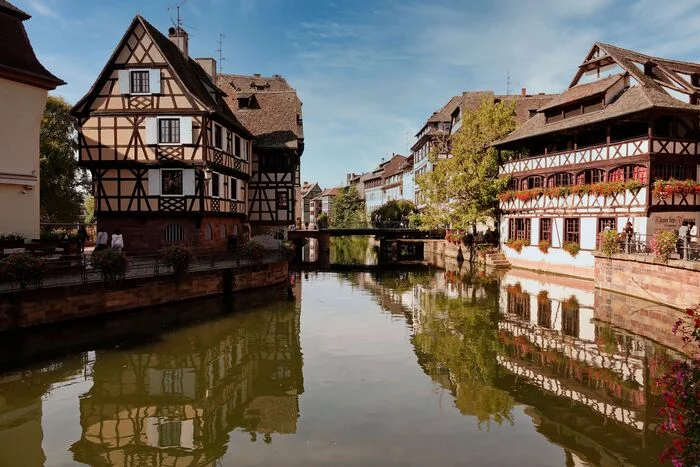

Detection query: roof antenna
xmin=506 ymin=71 xmax=511 ymax=96
xmin=217 ymin=33 xmax=226 ymax=74
xmin=168 ymin=0 xmax=189 ymax=31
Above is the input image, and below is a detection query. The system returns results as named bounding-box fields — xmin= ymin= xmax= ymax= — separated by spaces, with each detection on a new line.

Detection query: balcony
xmin=499 ymin=186 xmax=648 ymax=214
xmin=499 ymin=137 xmax=698 ymax=176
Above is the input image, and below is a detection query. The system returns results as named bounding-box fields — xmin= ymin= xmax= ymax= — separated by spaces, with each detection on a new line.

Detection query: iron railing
xmin=0 ymin=246 xmax=285 ymax=293
xmin=599 ymin=232 xmax=699 ymax=261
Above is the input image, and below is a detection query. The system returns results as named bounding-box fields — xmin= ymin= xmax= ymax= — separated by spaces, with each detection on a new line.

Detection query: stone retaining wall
xmin=594 ymin=253 xmax=700 ymax=310
xmin=0 ymin=261 xmax=288 ymax=332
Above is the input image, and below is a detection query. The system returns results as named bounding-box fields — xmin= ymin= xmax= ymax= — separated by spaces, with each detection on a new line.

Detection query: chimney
xmin=195 ymin=58 xmax=217 ymax=82
xmin=168 ymin=27 xmax=189 ymax=57
xmin=521 ymin=87 xmax=527 ymax=97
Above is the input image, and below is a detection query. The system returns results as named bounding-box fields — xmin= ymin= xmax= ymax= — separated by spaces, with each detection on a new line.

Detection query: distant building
xmin=0 ymin=0 xmax=64 ymax=240
xmin=218 ymin=73 xmax=304 ymax=236
xmin=400 ymin=155 xmax=415 ymax=204
xmin=318 ymin=187 xmax=341 ymax=216
xmin=300 ymin=182 xmax=321 ymax=225
xmin=364 ymin=154 xmax=407 ymax=214
xmin=494 ymin=43 xmax=700 ymax=278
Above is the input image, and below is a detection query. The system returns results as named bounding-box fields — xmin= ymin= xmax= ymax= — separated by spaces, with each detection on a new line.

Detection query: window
xmin=161 ymin=170 xmax=183 ymax=196
xmin=562 ymin=299 xmax=580 ymax=338
xmin=220 ymin=224 xmax=227 ymax=240
xmin=523 ymin=176 xmax=543 ymax=190
xmin=540 ymin=218 xmax=552 ymax=242
xmin=159 ymin=118 xmax=180 ymax=144
xmin=564 ymin=218 xmax=580 ymax=243
xmin=507 ymin=178 xmax=519 ymax=191
xmin=547 ymin=172 xmax=572 ymax=187
xmin=608 ymin=164 xmax=647 ymax=183
xmin=204 ymin=223 xmax=213 ymax=241
xmin=508 ymin=290 xmax=530 ymax=321
xmin=508 ymin=218 xmax=531 ymax=243
xmin=231 ymin=178 xmax=237 ymax=199
xmin=130 ymin=70 xmax=150 ymax=94
xmin=653 ymin=164 xmax=695 ymax=181
xmin=213 ymin=123 xmax=223 ymax=149
xmin=164 ymin=224 xmax=184 ymax=242
xmin=161 ymin=369 xmax=183 ymax=394
xmin=276 ymin=191 xmax=288 ymax=209
xmin=575 ymin=169 xmax=604 ymax=185
xmin=158 ymin=421 xmax=182 ymax=448
xmin=235 ymin=136 xmax=241 ymax=157
xmin=211 ymin=172 xmax=220 ymax=197
xmin=537 ymin=296 xmax=552 ymax=328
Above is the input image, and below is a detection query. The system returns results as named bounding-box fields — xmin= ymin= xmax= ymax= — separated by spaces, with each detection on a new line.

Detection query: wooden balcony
xmin=499 ymin=187 xmax=648 ymax=215
xmin=499 ymin=137 xmax=698 ymax=176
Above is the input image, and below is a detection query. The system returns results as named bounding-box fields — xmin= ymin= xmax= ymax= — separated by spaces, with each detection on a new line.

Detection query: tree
xmin=40 ymin=96 xmax=89 ymax=223
xmin=83 ymin=195 xmax=95 ymax=224
xmin=417 ymin=99 xmax=516 ymax=233
xmin=371 ymin=199 xmax=417 ymax=224
xmin=329 ymin=186 xmax=366 ymax=228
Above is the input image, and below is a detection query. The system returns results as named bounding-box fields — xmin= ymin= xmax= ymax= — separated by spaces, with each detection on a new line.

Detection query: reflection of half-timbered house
xmin=72 ymin=16 xmax=253 ymax=250
xmin=218 ymin=74 xmax=304 ymax=235
xmin=495 ymin=43 xmax=700 ymax=277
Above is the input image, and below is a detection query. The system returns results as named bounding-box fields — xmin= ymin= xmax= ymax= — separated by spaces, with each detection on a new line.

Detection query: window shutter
xmin=239 ymin=181 xmax=245 ymax=202
xmin=118 ymin=70 xmax=130 ymax=94
xmin=148 ymin=169 xmax=161 ymax=196
xmin=180 ymin=117 xmax=193 ymax=144
xmin=145 ymin=118 xmax=158 ymax=145
xmin=183 ymin=169 xmax=195 ymax=196
xmin=219 ymin=173 xmax=224 ymax=197
xmin=149 ymin=69 xmax=161 ymax=94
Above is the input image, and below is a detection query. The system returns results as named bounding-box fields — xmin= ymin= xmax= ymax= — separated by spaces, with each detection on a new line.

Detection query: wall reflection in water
xmin=358 ymin=265 xmax=684 ymax=466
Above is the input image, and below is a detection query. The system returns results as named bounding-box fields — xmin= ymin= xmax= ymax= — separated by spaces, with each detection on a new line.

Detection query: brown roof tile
xmin=218 ymin=73 xmax=303 ymax=149
xmin=538 ymin=74 xmax=624 ymax=112
xmin=0 ymin=0 xmax=63 ymax=89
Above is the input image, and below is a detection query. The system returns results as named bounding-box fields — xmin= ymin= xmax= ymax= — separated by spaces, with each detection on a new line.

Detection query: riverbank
xmin=0 ymin=260 xmax=288 ymax=332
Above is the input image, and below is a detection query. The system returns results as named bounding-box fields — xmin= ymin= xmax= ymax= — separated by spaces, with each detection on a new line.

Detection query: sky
xmin=17 ymin=0 xmax=700 ymax=188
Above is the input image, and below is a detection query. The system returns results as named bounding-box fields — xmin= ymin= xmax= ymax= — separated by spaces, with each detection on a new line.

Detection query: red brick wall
xmin=594 ymin=254 xmax=700 ymax=310
xmin=98 ymin=216 xmax=245 ymax=252
xmin=0 ymin=261 xmax=288 ymax=332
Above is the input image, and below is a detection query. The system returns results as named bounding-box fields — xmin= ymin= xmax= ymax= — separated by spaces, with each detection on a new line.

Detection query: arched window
xmin=507 ymin=178 xmax=519 ymax=191
xmin=220 ymin=224 xmax=227 ymax=240
xmin=575 ymin=169 xmax=605 ymax=185
xmin=232 ymin=224 xmax=239 ymax=236
xmin=204 ymin=223 xmax=213 ymax=241
xmin=522 ymin=176 xmax=543 ymax=190
xmin=164 ymin=224 xmax=184 ymax=243
xmin=547 ymin=172 xmax=572 ymax=187
xmin=608 ymin=164 xmax=647 ymax=183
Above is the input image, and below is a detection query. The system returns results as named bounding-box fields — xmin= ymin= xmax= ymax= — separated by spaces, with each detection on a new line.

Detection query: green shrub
xmin=562 ymin=241 xmax=580 ymax=256
xmin=1 ymin=253 xmax=44 ymax=288
xmin=598 ymin=230 xmax=620 ymax=257
xmin=0 ymin=233 xmax=25 ymax=242
xmin=162 ymin=245 xmax=192 ymax=282
xmin=91 ymin=249 xmax=128 ymax=282
xmin=650 ymin=231 xmax=678 ymax=263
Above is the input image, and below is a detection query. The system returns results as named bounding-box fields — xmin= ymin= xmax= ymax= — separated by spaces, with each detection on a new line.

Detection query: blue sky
xmin=18 ymin=0 xmax=700 ymax=188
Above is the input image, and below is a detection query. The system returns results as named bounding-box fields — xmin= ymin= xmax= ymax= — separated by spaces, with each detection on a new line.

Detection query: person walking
xmin=95 ymin=228 xmax=109 ymax=252
xmin=624 ymin=221 xmax=634 ymax=252
xmin=678 ymin=221 xmax=689 ymax=257
xmin=77 ymin=225 xmax=88 ymax=253
xmin=111 ymin=228 xmax=124 ymax=253
xmin=689 ymin=221 xmax=698 ymax=260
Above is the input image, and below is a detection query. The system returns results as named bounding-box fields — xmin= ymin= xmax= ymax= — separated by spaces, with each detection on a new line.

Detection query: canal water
xmin=0 ymin=265 xmax=685 ymax=466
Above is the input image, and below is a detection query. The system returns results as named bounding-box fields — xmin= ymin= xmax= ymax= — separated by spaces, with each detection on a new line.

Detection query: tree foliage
xmin=83 ymin=195 xmax=95 ymax=224
xmin=40 ymin=96 xmax=89 ymax=223
xmin=329 ymin=186 xmax=366 ymax=228
xmin=371 ymin=199 xmax=417 ymax=223
xmin=417 ymin=99 xmax=516 ymax=231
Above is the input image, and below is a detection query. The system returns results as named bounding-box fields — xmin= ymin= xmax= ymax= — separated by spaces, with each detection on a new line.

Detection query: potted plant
xmin=0 ymin=253 xmax=44 ymax=289
xmin=562 ymin=241 xmax=580 ymax=256
xmin=91 ymin=249 xmax=128 ymax=283
xmin=538 ymin=240 xmax=550 ymax=253
xmin=162 ymin=245 xmax=193 ymax=283
xmin=505 ymin=239 xmax=526 ymax=253
xmin=649 ymin=231 xmax=678 ymax=263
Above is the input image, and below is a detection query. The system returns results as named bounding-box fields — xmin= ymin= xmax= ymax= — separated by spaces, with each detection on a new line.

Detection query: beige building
xmin=0 ymin=0 xmax=64 ymax=240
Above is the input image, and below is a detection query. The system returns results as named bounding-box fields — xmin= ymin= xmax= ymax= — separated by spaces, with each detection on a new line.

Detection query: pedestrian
xmin=77 ymin=225 xmax=88 ymax=253
xmin=111 ymin=228 xmax=124 ymax=253
xmin=678 ymin=221 xmax=689 ymax=256
xmin=624 ymin=221 xmax=634 ymax=252
xmin=95 ymin=227 xmax=109 ymax=252
xmin=689 ymin=221 xmax=698 ymax=259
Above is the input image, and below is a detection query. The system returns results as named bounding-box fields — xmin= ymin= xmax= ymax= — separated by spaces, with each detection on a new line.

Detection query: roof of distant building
xmin=301 ymin=182 xmax=321 ymax=198
xmin=218 ymin=73 xmax=303 ymax=149
xmin=0 ymin=0 xmax=64 ymax=89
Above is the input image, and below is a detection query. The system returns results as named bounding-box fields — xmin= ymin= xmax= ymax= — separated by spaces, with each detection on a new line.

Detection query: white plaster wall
xmin=502 ymin=245 xmax=596 ymax=271
xmin=0 ymin=78 xmax=48 ymax=240
xmin=580 ymin=217 xmax=597 ymax=250
xmin=402 ymin=170 xmax=414 ymax=203
xmin=552 ymin=218 xmax=564 ymax=247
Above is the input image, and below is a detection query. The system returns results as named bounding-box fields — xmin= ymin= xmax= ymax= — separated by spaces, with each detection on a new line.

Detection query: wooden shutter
xmin=149 ymin=69 xmax=161 ymax=94
xmin=118 ymin=70 xmax=130 ymax=94
xmin=219 ymin=173 xmax=224 ymax=198
xmin=239 ymin=181 xmax=245 ymax=203
xmin=183 ymin=169 xmax=195 ymax=196
xmin=145 ymin=118 xmax=158 ymax=145
xmin=148 ymin=169 xmax=161 ymax=196
xmin=180 ymin=117 xmax=193 ymax=144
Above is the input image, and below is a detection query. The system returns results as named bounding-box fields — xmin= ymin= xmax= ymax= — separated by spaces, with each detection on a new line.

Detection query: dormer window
xmin=238 ymin=97 xmax=250 ymax=108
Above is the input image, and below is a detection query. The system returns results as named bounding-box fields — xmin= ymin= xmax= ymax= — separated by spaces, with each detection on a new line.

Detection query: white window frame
xmin=158 ymin=118 xmax=181 ymax=145
xmin=129 ymin=68 xmax=152 ymax=95
xmin=212 ymin=122 xmax=223 ymax=150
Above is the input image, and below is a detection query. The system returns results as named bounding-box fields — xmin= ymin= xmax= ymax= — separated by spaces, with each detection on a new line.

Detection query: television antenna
xmin=216 ymin=33 xmax=226 ymax=74
xmin=168 ymin=0 xmax=189 ymax=30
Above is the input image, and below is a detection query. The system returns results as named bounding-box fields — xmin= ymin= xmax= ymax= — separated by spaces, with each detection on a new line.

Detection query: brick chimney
xmin=521 ymin=87 xmax=527 ymax=97
xmin=168 ymin=26 xmax=188 ymax=57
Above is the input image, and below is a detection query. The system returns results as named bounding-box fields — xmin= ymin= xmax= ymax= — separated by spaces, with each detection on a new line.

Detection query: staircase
xmin=484 ymin=252 xmax=511 ymax=269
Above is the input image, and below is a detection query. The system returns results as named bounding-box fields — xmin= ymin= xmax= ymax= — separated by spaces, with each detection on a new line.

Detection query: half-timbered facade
xmin=494 ymin=43 xmax=700 ymax=277
xmin=218 ymin=74 xmax=304 ymax=236
xmin=72 ymin=16 xmax=253 ymax=250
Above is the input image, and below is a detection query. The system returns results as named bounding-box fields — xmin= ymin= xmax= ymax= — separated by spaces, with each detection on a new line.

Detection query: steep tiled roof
xmin=0 ymin=0 xmax=64 ymax=89
xmin=499 ymin=93 xmax=558 ymax=126
xmin=320 ymin=187 xmax=341 ymax=197
xmin=538 ymin=74 xmax=624 ymax=112
xmin=428 ymin=95 xmax=462 ymax=123
xmin=380 ymin=154 xmax=407 ymax=178
xmin=218 ymin=74 xmax=303 ymax=150
xmin=301 ymin=182 xmax=321 ymax=198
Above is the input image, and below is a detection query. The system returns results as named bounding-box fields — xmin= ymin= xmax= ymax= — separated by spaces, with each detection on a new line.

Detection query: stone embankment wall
xmin=594 ymin=253 xmax=700 ymax=310
xmin=0 ymin=261 xmax=288 ymax=332
xmin=424 ymin=240 xmax=471 ymax=261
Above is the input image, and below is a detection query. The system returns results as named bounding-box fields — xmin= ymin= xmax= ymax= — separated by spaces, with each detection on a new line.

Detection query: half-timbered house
xmin=72 ymin=16 xmax=253 ymax=250
xmin=218 ymin=74 xmax=304 ymax=236
xmin=494 ymin=43 xmax=700 ymax=277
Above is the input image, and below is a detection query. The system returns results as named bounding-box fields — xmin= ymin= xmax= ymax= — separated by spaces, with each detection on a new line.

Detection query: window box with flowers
xmin=499 ymin=179 xmax=646 ymax=204
xmin=505 ymin=239 xmax=526 ymax=253
xmin=652 ymin=179 xmax=700 ymax=201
